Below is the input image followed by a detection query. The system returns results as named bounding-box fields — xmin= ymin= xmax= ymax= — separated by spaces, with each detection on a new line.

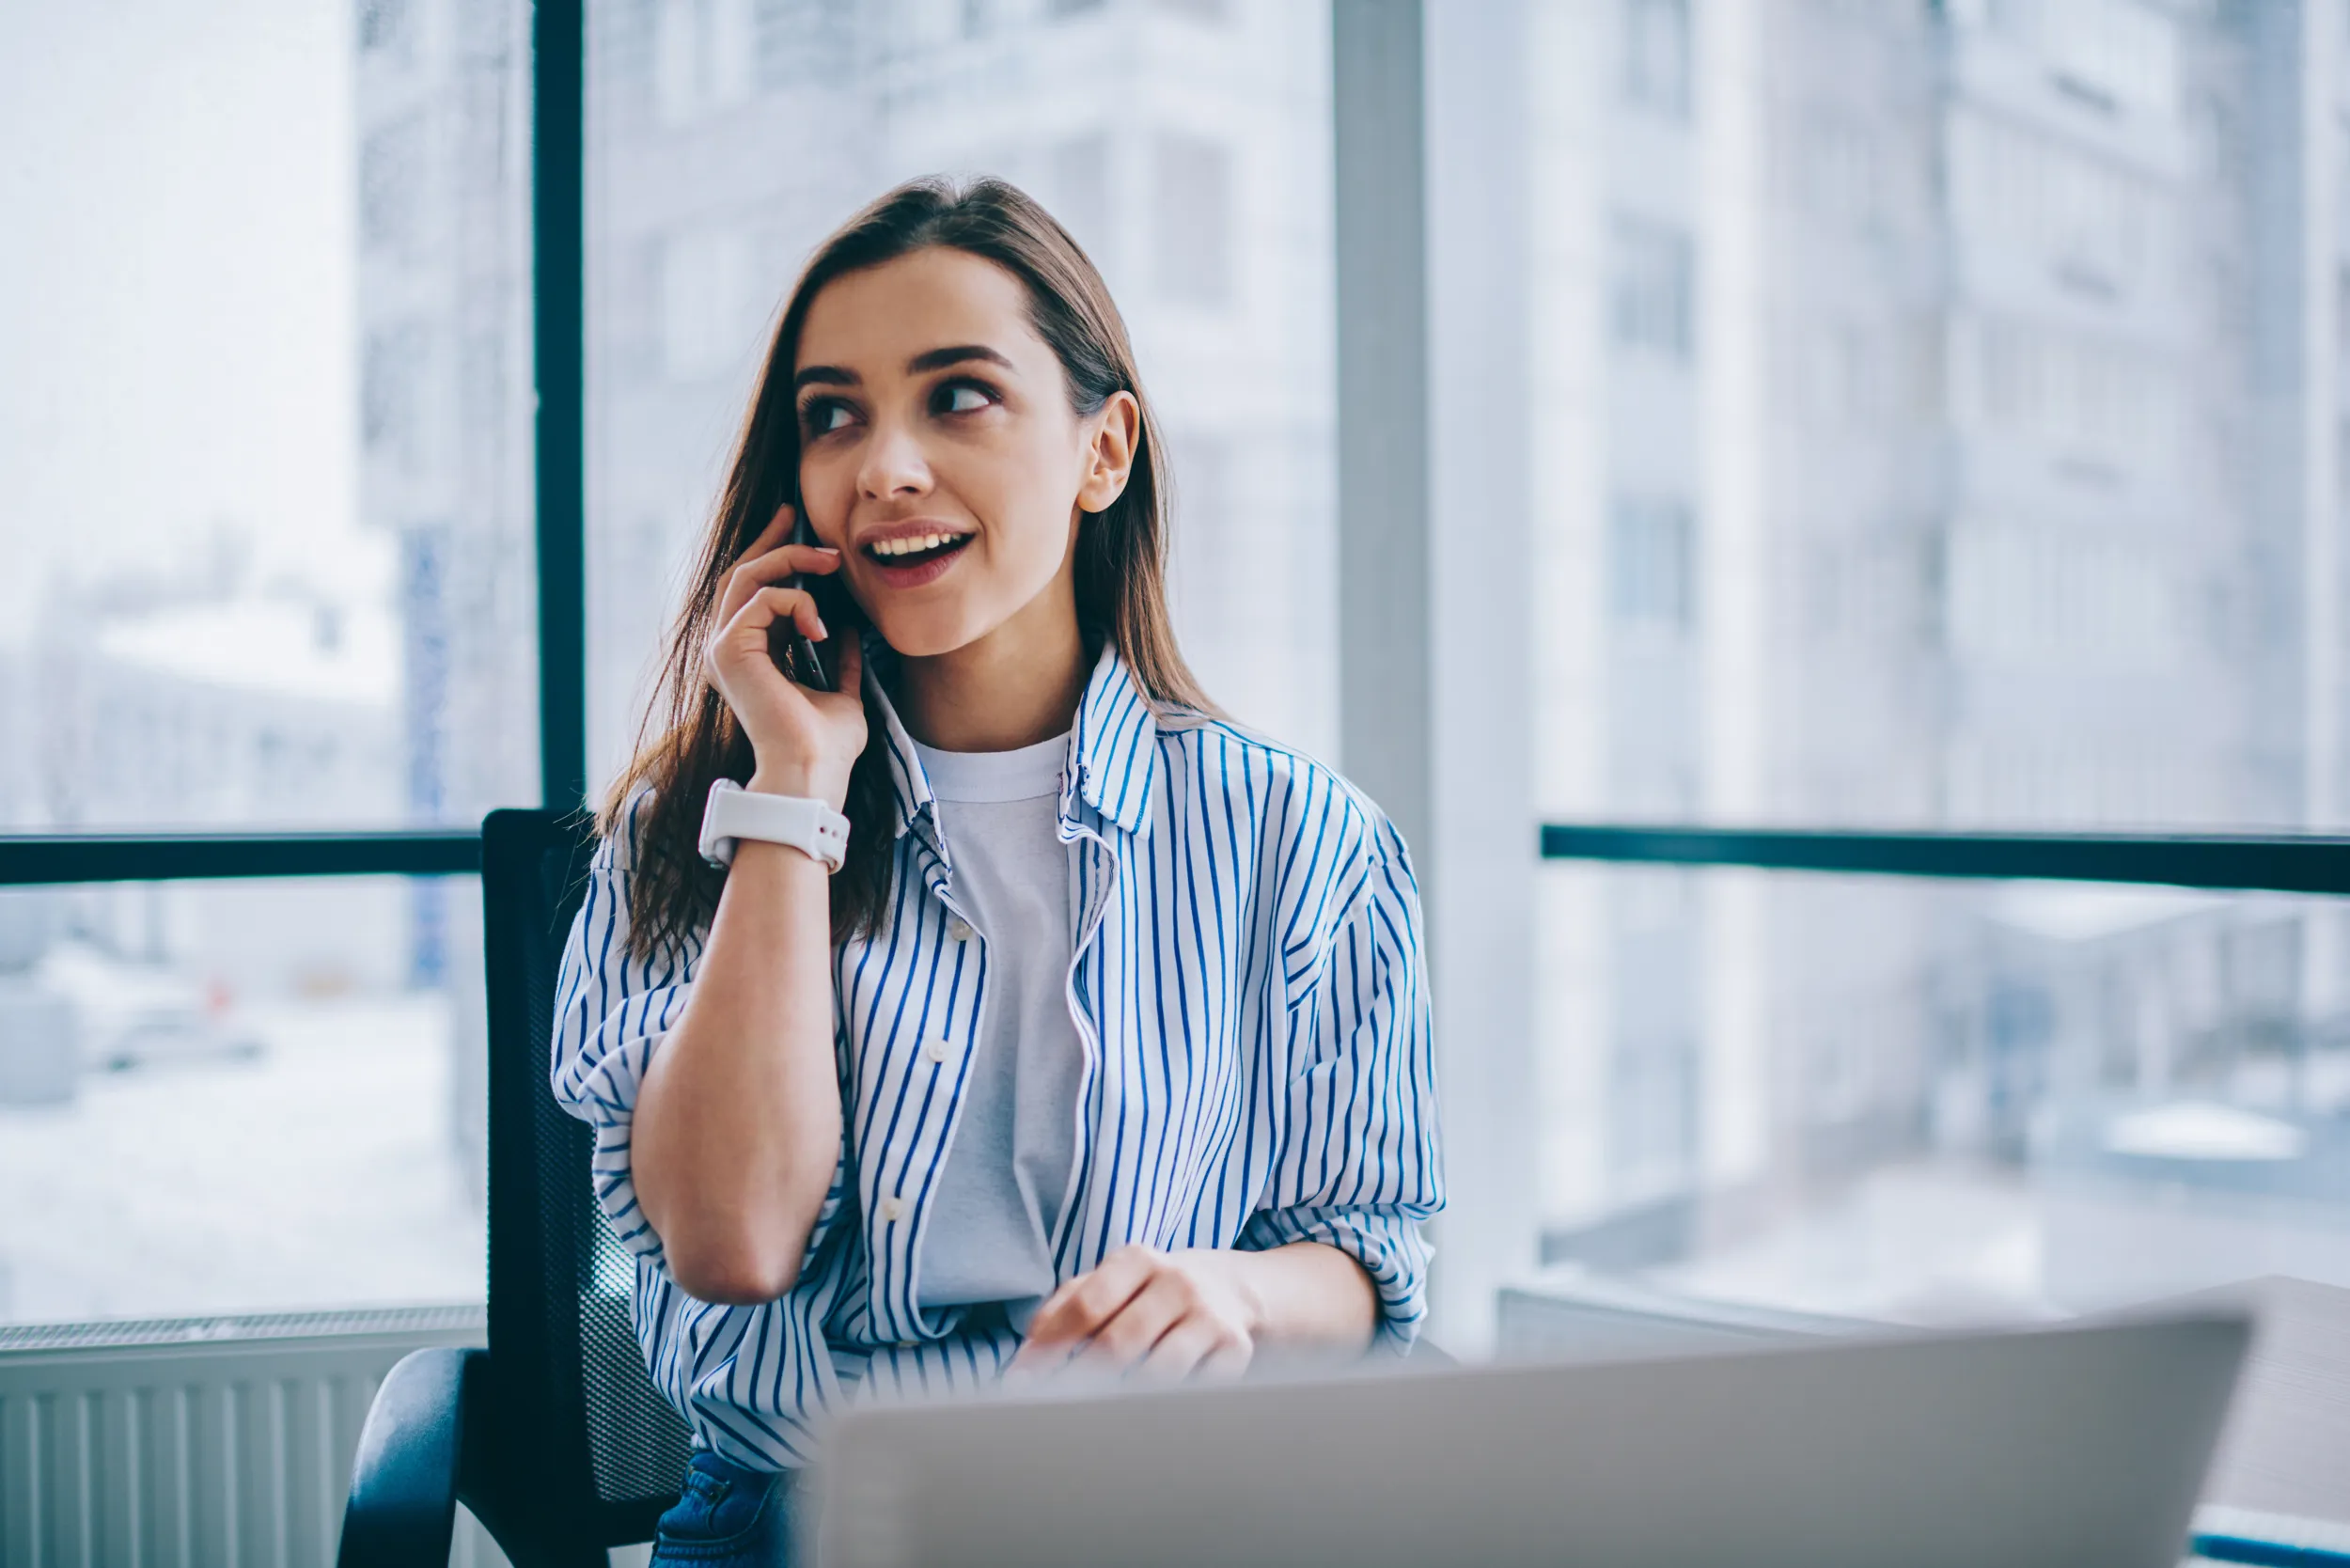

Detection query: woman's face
xmin=791 ymin=246 xmax=1134 ymax=660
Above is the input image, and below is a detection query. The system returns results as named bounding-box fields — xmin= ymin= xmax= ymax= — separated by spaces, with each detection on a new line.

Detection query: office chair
xmin=337 ymin=808 xmax=691 ymax=1568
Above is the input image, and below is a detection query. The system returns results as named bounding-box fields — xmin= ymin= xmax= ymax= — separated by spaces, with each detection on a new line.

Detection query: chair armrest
xmin=337 ymin=1346 xmax=485 ymax=1568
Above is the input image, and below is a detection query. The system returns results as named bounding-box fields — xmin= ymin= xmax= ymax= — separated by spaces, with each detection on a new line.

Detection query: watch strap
xmin=698 ymin=777 xmax=851 ymax=872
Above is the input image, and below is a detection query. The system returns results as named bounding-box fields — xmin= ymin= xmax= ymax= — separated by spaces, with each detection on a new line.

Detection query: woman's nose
xmin=856 ymin=417 xmax=932 ymax=500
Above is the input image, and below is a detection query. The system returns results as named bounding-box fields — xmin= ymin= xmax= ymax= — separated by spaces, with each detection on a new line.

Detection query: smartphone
xmin=767 ymin=488 xmax=847 ymax=693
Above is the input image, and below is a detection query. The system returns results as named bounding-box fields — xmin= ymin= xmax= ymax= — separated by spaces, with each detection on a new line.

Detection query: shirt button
xmin=947 ymin=917 xmax=974 ymax=942
xmin=878 ymin=1196 xmax=906 ymax=1224
xmin=922 ymin=1036 xmax=955 ymax=1064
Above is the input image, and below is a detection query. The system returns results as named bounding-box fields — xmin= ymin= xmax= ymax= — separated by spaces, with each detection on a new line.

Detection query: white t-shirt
xmin=908 ymin=729 xmax=1084 ymax=1329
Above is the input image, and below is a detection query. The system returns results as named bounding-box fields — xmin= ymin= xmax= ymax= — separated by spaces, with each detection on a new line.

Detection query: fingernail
xmin=812 ymin=618 xmax=829 ymax=640
xmin=815 ymin=545 xmax=840 ymax=554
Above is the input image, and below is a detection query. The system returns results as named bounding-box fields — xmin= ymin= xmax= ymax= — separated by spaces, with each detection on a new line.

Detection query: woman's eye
xmin=938 ymin=383 xmax=994 ymax=415
xmin=799 ymin=400 xmax=851 ymax=437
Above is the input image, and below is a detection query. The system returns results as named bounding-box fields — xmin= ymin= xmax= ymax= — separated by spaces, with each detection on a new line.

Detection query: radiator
xmin=0 ymin=1305 xmax=510 ymax=1568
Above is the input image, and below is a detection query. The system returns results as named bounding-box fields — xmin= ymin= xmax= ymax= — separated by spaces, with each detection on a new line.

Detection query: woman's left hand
xmin=1007 ymin=1244 xmax=1261 ymax=1388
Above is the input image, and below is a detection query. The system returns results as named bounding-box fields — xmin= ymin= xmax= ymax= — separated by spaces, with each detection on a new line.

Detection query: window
xmin=0 ymin=0 xmax=530 ymax=1321
xmin=358 ymin=115 xmax=427 ymax=258
xmin=358 ymin=0 xmax=412 ymax=57
xmin=1622 ymin=0 xmax=1691 ymax=121
xmin=1486 ymin=0 xmax=2350 ymax=1329
xmin=17 ymin=0 xmax=2339 ymax=1369
xmin=3 ymin=6 xmax=534 ymax=837
xmin=1611 ymin=215 xmax=1693 ymax=362
xmin=653 ymin=0 xmax=756 ymax=125
xmin=1610 ymin=497 xmax=1695 ymax=631
xmin=1538 ymin=866 xmax=2350 ymax=1323
xmin=0 ymin=875 xmax=487 ymax=1323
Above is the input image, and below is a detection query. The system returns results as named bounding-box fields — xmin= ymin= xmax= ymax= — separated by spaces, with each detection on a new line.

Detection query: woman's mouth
xmin=860 ymin=529 xmax=975 ymax=588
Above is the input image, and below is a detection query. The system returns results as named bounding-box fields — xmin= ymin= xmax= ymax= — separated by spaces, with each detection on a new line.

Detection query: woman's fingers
xmin=1010 ymin=1247 xmax=1157 ymax=1372
xmin=1130 ymin=1317 xmax=1228 ymax=1388
xmin=1073 ymin=1275 xmax=1189 ymax=1373
xmin=715 ymin=540 xmax=842 ymax=624
xmin=713 ymin=585 xmax=825 ymax=658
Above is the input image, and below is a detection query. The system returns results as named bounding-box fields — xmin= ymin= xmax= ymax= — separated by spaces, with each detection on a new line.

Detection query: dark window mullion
xmin=1541 ymin=823 xmax=2350 ymax=897
xmin=0 ymin=831 xmax=481 ymax=886
xmin=535 ymin=0 xmax=590 ymax=815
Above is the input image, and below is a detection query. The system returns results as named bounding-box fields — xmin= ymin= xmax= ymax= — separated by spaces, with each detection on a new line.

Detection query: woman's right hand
xmin=703 ymin=504 xmax=868 ymax=811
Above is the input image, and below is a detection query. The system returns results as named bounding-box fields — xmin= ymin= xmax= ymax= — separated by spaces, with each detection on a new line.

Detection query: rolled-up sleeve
xmin=1241 ymin=815 xmax=1445 ymax=1349
xmin=549 ymin=790 xmax=705 ymax=1266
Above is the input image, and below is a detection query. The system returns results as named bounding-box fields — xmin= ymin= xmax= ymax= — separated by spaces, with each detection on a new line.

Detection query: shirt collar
xmin=865 ymin=635 xmax=1160 ymax=842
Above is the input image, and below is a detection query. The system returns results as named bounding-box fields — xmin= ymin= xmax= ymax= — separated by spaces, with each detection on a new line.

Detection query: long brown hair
xmin=603 ymin=176 xmax=1214 ymax=960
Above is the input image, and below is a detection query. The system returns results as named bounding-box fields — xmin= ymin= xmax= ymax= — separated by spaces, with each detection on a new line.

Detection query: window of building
xmin=653 ymin=0 xmax=756 ymax=125
xmin=1622 ymin=0 xmax=1691 ymax=120
xmin=357 ymin=0 xmax=412 ymax=58
xmin=1611 ymin=214 xmax=1694 ymax=362
xmin=1610 ymin=496 xmax=1695 ymax=631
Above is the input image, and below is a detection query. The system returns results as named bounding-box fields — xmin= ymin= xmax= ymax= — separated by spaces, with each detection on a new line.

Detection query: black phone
xmin=767 ymin=489 xmax=848 ymax=693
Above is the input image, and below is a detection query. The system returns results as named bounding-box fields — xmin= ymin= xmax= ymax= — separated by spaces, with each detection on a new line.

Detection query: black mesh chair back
xmin=478 ymin=808 xmax=691 ymax=1560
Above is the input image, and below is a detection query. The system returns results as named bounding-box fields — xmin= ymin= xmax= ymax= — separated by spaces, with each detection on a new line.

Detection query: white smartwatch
xmin=697 ymin=777 xmax=851 ymax=872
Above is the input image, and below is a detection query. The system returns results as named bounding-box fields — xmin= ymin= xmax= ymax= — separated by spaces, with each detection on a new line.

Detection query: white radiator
xmin=0 ymin=1306 xmax=509 ymax=1568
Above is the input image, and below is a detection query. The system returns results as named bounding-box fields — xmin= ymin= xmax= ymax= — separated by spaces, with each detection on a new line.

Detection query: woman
xmin=552 ymin=177 xmax=1442 ymax=1565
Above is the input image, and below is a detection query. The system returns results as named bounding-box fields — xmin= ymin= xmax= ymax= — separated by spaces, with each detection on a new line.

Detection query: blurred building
xmin=354 ymin=0 xmax=539 ymax=851
xmin=1533 ymin=0 xmax=2350 ymax=1310
xmin=354 ymin=0 xmax=540 ymax=1195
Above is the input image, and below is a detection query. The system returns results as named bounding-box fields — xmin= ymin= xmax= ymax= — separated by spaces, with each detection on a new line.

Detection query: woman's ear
xmin=1076 ymin=390 xmax=1141 ymax=514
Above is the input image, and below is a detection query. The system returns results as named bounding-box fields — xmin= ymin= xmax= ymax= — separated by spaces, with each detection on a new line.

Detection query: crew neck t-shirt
xmin=907 ymin=729 xmax=1083 ymax=1331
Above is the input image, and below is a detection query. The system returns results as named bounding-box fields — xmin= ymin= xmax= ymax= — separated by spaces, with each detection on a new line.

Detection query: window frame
xmin=5 ymin=0 xmax=2349 ymax=1354
xmin=0 ymin=1 xmax=585 ymax=889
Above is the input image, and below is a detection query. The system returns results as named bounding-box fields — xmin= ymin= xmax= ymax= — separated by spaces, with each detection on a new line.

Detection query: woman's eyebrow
xmin=907 ymin=344 xmax=1014 ymax=374
xmin=792 ymin=345 xmax=1012 ymax=394
xmin=793 ymin=364 xmax=856 ymax=393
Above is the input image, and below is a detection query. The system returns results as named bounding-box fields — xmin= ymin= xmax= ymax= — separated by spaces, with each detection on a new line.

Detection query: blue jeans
xmin=650 ymin=1451 xmax=796 ymax=1566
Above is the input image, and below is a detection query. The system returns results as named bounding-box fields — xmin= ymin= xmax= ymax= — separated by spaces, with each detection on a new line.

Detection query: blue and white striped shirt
xmin=551 ymin=641 xmax=1443 ymax=1468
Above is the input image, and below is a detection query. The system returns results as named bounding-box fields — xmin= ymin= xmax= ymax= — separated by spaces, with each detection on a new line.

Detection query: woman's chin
xmin=868 ymin=605 xmax=988 ymax=661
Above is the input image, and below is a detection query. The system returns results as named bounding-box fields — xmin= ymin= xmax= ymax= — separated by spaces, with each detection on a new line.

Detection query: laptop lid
xmin=804 ymin=1309 xmax=2249 ymax=1568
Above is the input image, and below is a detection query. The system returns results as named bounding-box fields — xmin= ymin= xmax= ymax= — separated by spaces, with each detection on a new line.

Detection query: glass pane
xmin=0 ymin=1 xmax=536 ymax=831
xmin=1508 ymin=0 xmax=2347 ymax=835
xmin=0 ymin=877 xmax=484 ymax=1324
xmin=584 ymin=0 xmax=1337 ymax=790
xmin=1536 ymin=863 xmax=2350 ymax=1322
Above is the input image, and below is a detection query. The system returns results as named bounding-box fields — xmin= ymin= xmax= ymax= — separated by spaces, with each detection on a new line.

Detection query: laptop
xmin=802 ymin=1309 xmax=2250 ymax=1568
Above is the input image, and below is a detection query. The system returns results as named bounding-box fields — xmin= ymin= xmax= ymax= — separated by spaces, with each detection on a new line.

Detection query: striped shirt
xmin=551 ymin=639 xmax=1443 ymax=1468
